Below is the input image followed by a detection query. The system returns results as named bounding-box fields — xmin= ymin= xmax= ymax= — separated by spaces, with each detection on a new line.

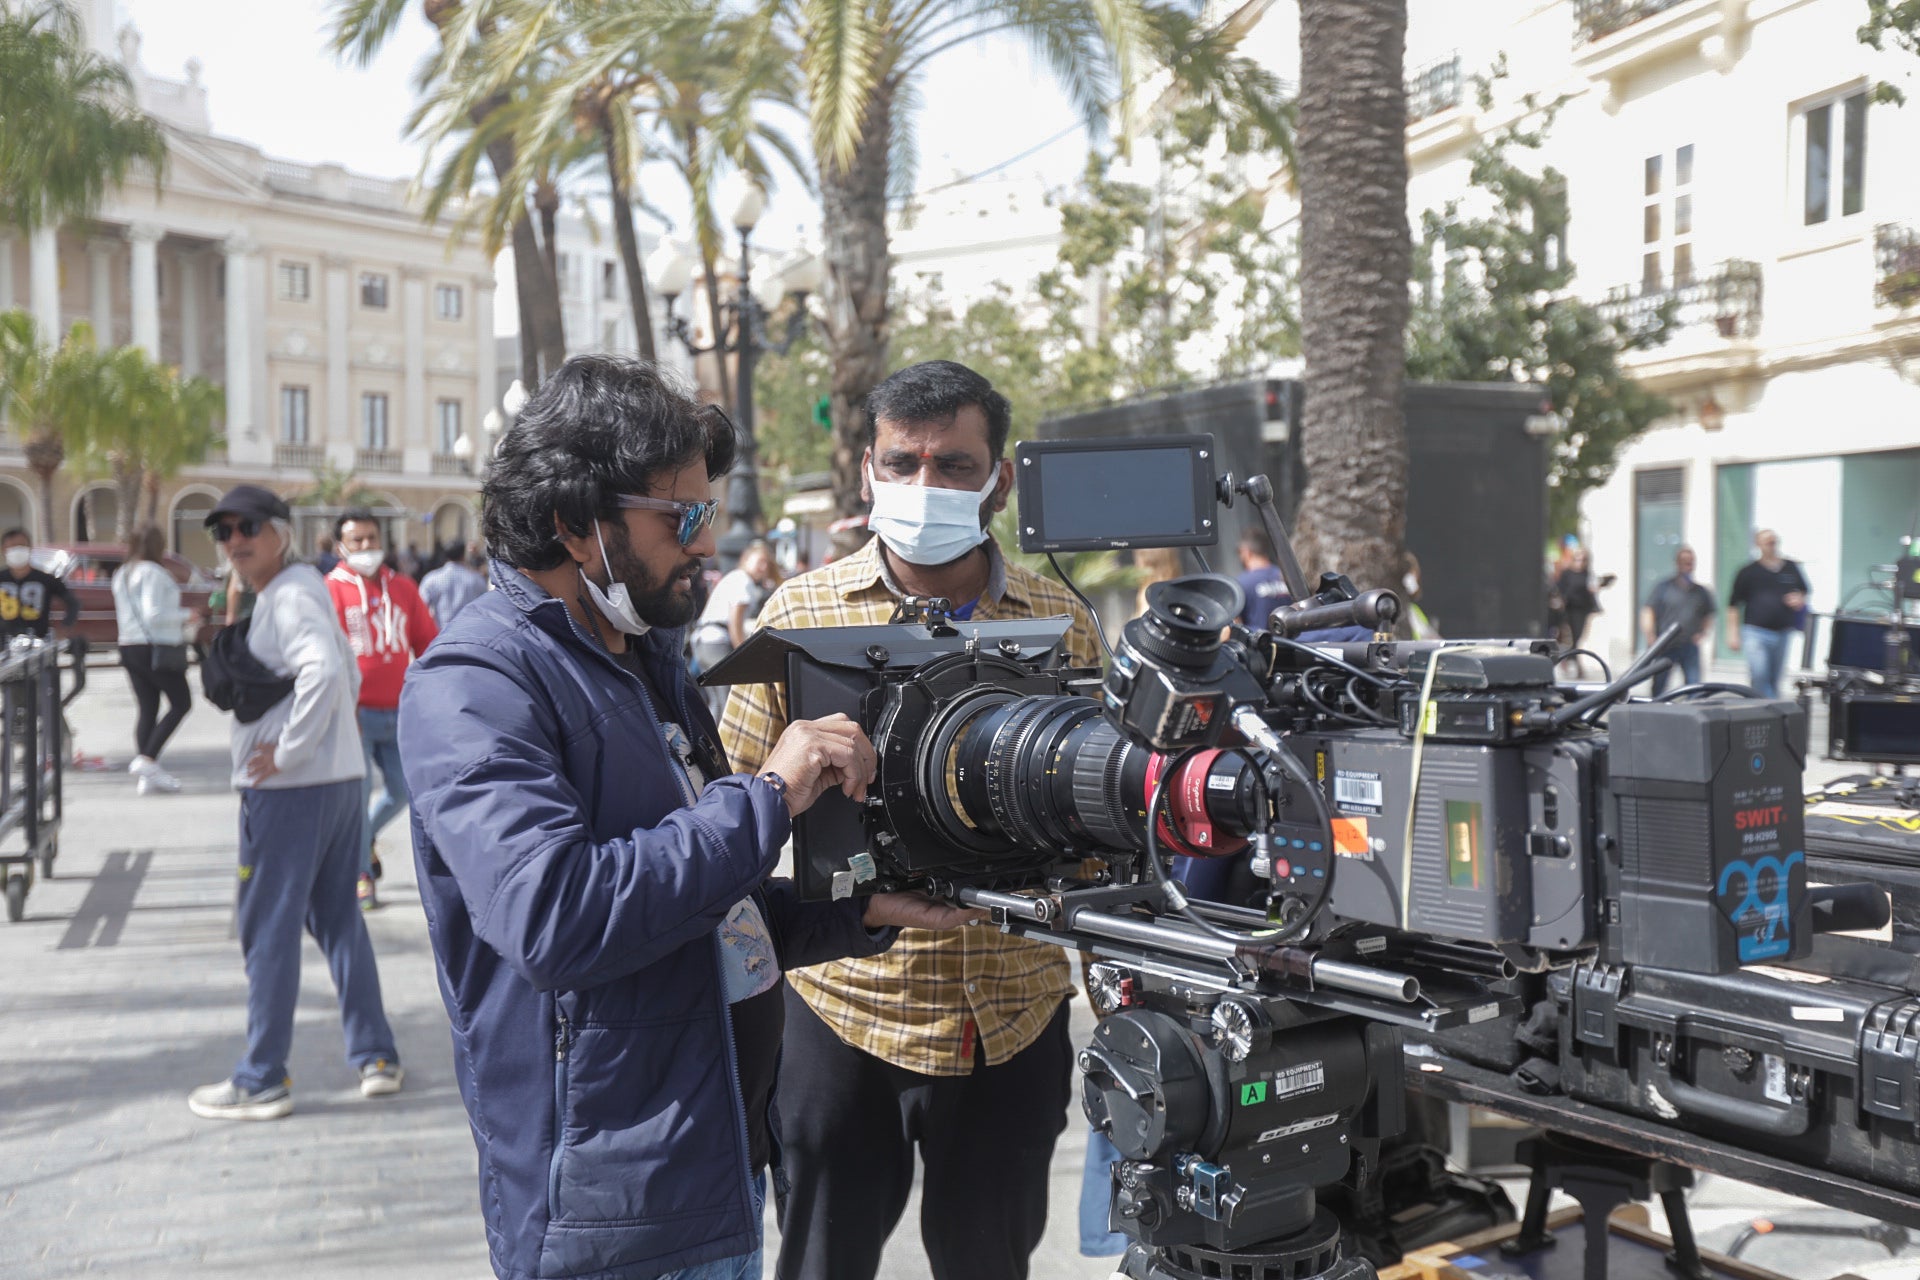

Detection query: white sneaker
xmin=128 ymin=755 xmax=154 ymax=776
xmin=137 ymin=767 xmax=181 ymax=795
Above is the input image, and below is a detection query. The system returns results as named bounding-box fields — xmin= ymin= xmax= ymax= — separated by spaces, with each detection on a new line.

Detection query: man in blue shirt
xmin=1236 ymin=528 xmax=1290 ymax=628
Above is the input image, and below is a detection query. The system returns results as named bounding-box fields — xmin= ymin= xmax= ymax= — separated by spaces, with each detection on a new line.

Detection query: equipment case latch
xmin=1571 ymin=963 xmax=1627 ymax=1051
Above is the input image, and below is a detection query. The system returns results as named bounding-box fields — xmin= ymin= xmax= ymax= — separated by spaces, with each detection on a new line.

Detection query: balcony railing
xmin=1407 ymin=53 xmax=1464 ymax=124
xmin=274 ymin=442 xmax=325 ymax=470
xmin=1875 ymin=222 xmax=1920 ymax=308
xmin=357 ymin=448 xmax=403 ymax=474
xmin=1573 ymin=0 xmax=1692 ymax=43
xmin=431 ymin=453 xmax=472 ymax=477
xmin=1595 ymin=259 xmax=1763 ymax=341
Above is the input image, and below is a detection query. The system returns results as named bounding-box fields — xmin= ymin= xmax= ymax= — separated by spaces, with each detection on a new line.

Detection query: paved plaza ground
xmin=0 ymin=668 xmax=1911 ymax=1279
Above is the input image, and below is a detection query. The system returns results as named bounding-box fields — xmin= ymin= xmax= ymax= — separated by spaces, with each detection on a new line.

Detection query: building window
xmin=436 ymin=398 xmax=461 ymax=454
xmin=1799 ymin=88 xmax=1868 ymax=226
xmin=362 ymin=392 xmax=389 ymax=449
xmin=434 ymin=283 xmax=463 ymax=320
xmin=360 ymin=272 xmax=389 ymax=309
xmin=276 ymin=261 xmax=311 ymax=301
xmin=280 ymin=386 xmax=310 ymax=445
xmin=1641 ymin=143 xmax=1694 ymax=292
xmin=601 ymin=260 xmax=619 ymax=302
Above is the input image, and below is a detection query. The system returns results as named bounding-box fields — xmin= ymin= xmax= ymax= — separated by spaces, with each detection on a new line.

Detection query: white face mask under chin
xmin=580 ymin=523 xmax=650 ymax=636
xmin=866 ymin=462 xmax=999 ymax=566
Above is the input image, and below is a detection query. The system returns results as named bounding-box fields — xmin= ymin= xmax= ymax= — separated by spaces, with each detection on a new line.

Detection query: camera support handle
xmin=1220 ymin=472 xmax=1312 ymax=603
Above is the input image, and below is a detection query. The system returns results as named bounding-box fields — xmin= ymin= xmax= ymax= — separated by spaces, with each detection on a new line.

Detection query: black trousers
xmin=120 ymin=645 xmax=192 ymax=762
xmin=774 ymin=987 xmax=1073 ymax=1280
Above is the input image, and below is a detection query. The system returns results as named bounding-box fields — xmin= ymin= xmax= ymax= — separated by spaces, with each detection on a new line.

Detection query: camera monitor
xmin=1014 ymin=435 xmax=1219 ymax=554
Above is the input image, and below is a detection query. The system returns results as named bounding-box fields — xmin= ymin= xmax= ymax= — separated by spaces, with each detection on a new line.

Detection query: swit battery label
xmin=1256 ymin=1114 xmax=1338 ymax=1145
xmin=1763 ymin=1054 xmax=1790 ymax=1105
xmin=1721 ymin=848 xmax=1804 ymax=962
xmin=1334 ymin=770 xmax=1385 ymax=815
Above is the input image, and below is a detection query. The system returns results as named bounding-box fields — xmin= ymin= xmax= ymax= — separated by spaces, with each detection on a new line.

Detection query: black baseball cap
xmin=205 ymin=484 xmax=292 ymax=528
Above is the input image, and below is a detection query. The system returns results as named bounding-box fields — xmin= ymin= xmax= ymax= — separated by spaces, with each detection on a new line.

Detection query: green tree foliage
xmin=1404 ymin=100 xmax=1673 ymax=536
xmin=1859 ymin=0 xmax=1920 ymax=102
xmin=0 ymin=0 xmax=167 ymax=232
xmin=0 ymin=313 xmax=110 ymax=539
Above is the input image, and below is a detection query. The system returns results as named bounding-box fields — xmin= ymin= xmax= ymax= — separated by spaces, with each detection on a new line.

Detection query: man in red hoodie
xmin=327 ymin=509 xmax=438 ymax=909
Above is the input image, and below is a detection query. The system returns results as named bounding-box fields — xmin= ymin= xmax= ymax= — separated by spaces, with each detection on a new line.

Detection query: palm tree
xmin=141 ymin=375 xmax=223 ymax=524
xmin=0 ymin=0 xmax=167 ymax=233
xmin=0 ymin=313 xmax=108 ymax=541
xmin=771 ymin=0 xmax=1148 ymax=547
xmin=329 ymin=0 xmax=570 ymax=386
xmin=1291 ymin=0 xmax=1411 ymax=591
xmin=84 ymin=345 xmax=222 ymax=533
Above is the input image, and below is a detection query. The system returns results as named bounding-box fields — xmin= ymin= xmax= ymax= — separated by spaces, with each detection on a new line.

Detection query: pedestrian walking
xmin=188 ymin=484 xmax=402 ymax=1120
xmin=325 ymin=508 xmax=438 ymax=910
xmin=110 ymin=525 xmax=201 ymax=795
xmin=1728 ymin=528 xmax=1811 ymax=698
xmin=690 ymin=540 xmax=780 ymax=716
xmin=0 ymin=526 xmax=76 ymax=642
xmin=1642 ymin=546 xmax=1718 ymax=694
xmin=398 ymin=356 xmax=958 ymax=1280
xmin=418 ymin=539 xmax=489 ymax=627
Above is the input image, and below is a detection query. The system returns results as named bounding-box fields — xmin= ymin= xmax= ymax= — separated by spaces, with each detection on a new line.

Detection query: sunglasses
xmin=211 ymin=516 xmax=267 ymax=543
xmin=614 ymin=495 xmax=721 ymax=548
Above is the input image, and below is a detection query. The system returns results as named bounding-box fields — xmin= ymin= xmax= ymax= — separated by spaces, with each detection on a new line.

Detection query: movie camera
xmin=705 ymin=438 xmax=1920 ymax=1280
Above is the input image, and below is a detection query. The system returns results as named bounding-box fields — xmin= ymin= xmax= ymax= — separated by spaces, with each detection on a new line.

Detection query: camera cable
xmin=1045 ymin=552 xmax=1113 ymax=661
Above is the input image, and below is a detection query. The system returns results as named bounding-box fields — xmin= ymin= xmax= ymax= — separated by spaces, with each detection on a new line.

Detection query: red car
xmin=31 ymin=544 xmax=223 ymax=653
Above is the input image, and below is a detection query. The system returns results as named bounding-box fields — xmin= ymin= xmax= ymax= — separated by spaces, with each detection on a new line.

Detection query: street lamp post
xmin=649 ymin=174 xmax=822 ymax=569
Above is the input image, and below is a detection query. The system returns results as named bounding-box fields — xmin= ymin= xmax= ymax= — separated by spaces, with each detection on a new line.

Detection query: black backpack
xmin=201 ymin=616 xmax=297 ymax=724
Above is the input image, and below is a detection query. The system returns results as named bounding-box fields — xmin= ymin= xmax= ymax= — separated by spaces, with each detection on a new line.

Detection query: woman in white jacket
xmin=111 ymin=525 xmax=202 ymax=794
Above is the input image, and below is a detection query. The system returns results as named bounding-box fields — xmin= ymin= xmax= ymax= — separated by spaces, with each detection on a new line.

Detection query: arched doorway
xmin=0 ymin=479 xmax=34 ymax=541
xmin=169 ymin=488 xmax=221 ymax=574
xmin=431 ymin=500 xmax=474 ymax=553
xmin=72 ymin=485 xmax=121 ymax=544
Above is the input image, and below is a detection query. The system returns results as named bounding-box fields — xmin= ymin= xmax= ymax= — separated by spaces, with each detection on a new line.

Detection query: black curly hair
xmin=482 ymin=357 xmax=736 ymax=571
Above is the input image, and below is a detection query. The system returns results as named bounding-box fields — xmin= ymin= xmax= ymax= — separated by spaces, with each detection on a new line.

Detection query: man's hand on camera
xmin=862 ymin=891 xmax=989 ymax=931
xmin=760 ymin=713 xmax=877 ymax=815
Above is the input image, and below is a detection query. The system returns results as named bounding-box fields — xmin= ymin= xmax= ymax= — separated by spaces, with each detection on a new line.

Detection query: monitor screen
xmin=1015 ymin=436 xmax=1217 ymax=553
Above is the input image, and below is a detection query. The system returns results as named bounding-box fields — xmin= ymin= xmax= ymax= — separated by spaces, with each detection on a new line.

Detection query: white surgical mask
xmin=4 ymin=547 xmax=30 ymax=570
xmin=866 ymin=461 xmax=1000 ymax=566
xmin=580 ymin=522 xmax=649 ymax=636
xmin=345 ymin=549 xmax=385 ymax=577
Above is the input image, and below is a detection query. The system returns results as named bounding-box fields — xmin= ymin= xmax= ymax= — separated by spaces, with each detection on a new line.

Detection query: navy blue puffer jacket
xmin=399 ymin=563 xmax=887 ymax=1280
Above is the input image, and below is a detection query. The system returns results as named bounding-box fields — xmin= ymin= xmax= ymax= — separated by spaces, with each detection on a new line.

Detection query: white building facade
xmin=0 ymin=14 xmax=495 ymax=568
xmin=1231 ymin=0 xmax=1920 ymax=671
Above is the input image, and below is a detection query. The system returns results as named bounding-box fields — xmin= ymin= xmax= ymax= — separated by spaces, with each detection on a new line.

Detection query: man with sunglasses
xmin=189 ymin=485 xmax=404 ymax=1121
xmin=396 ymin=356 xmax=973 ymax=1280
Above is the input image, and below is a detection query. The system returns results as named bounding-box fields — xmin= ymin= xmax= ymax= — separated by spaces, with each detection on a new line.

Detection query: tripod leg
xmin=1500 ymin=1163 xmax=1555 ymax=1257
xmin=1661 ymin=1187 xmax=1707 ymax=1279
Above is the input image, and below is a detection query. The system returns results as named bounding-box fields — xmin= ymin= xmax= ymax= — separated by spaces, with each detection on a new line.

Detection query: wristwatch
xmin=758 ymin=771 xmax=789 ymax=800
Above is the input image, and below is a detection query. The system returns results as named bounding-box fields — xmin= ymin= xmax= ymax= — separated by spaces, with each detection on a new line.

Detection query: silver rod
xmin=955 ymin=886 xmax=1054 ymax=922
xmin=1066 ymin=908 xmax=1247 ymax=962
xmin=1311 ymin=957 xmax=1420 ymax=1003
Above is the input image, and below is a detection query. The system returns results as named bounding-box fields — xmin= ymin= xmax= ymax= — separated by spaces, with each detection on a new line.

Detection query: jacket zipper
xmin=548 ymin=1013 xmax=571 ymax=1218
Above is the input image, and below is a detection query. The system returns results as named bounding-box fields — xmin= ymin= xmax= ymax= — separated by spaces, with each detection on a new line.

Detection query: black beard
xmin=604 ymin=522 xmax=699 ymax=628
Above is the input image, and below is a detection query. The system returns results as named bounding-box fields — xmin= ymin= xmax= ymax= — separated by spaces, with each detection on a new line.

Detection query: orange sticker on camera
xmin=1332 ymin=817 xmax=1372 ymax=858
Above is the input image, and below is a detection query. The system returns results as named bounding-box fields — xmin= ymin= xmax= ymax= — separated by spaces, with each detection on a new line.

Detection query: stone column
xmin=89 ymin=240 xmax=115 ymax=341
xmin=324 ymin=253 xmax=351 ymax=446
xmin=128 ymin=223 xmax=163 ymax=358
xmin=178 ymin=252 xmax=202 ymax=377
xmin=222 ymin=235 xmax=255 ymax=442
xmin=402 ymin=267 xmax=427 ymax=456
xmin=29 ymin=225 xmax=60 ymax=340
xmin=475 ymin=274 xmax=498 ymax=424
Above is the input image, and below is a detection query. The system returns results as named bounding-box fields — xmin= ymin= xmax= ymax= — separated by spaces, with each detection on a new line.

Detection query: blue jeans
xmin=359 ymin=707 xmax=408 ymax=875
xmin=1079 ymin=1127 xmax=1129 ymax=1256
xmin=233 ymin=780 xmax=398 ymax=1092
xmin=1742 ymin=625 xmax=1794 ymax=699
xmin=1650 ymin=639 xmax=1703 ymax=695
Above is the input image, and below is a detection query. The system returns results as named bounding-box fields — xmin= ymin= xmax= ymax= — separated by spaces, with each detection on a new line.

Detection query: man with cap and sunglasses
xmin=187 ymin=484 xmax=404 ymax=1121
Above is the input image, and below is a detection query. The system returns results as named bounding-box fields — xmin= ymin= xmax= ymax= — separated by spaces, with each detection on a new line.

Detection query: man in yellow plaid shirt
xmin=721 ymin=361 xmax=1101 ymax=1280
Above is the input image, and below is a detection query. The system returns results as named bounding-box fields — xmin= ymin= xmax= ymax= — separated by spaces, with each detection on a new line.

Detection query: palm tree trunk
xmin=145 ymin=471 xmax=161 ymax=524
xmin=31 ymin=469 xmax=55 ymax=542
xmin=701 ymin=255 xmax=734 ymax=414
xmin=113 ymin=458 xmax=140 ymax=538
xmin=819 ymin=82 xmax=896 ymax=554
xmin=536 ymin=183 xmax=561 ymax=294
xmin=602 ymin=125 xmax=658 ymax=365
xmin=478 ymin=133 xmax=565 ymax=388
xmin=1292 ymin=0 xmax=1412 ymax=594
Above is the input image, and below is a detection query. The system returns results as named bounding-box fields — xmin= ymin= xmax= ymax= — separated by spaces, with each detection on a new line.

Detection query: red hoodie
xmin=325 ymin=562 xmax=439 ymax=711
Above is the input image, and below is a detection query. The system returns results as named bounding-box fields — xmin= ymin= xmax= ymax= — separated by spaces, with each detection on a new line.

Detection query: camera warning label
xmin=1332 ymin=817 xmax=1373 ymax=860
xmin=1334 ymin=770 xmax=1385 ymax=815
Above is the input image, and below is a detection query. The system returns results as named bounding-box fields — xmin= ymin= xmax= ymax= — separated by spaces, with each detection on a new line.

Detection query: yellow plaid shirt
xmin=719 ymin=535 xmax=1102 ymax=1076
